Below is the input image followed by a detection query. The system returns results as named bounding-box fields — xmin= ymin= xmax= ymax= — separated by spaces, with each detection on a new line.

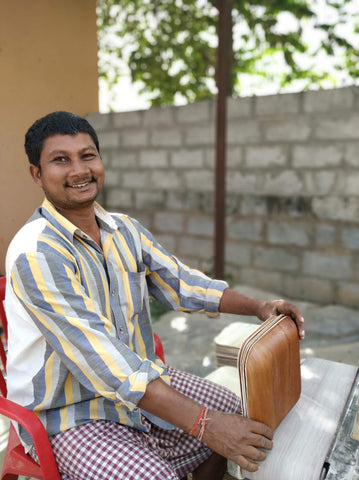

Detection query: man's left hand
xmin=257 ymin=299 xmax=305 ymax=340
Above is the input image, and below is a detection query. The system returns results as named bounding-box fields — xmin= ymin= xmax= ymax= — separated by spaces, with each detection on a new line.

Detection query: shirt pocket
xmin=122 ymin=269 xmax=147 ymax=319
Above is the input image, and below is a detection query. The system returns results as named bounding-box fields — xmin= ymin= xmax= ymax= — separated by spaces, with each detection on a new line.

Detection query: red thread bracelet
xmin=197 ymin=406 xmax=209 ymax=441
xmin=189 ymin=405 xmax=206 ymax=436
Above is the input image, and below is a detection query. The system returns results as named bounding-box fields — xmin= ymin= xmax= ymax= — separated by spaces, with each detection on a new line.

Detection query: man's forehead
xmin=42 ymin=132 xmax=97 ymax=154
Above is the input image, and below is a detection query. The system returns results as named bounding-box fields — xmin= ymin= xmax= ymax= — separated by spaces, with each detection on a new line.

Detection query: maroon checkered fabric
xmin=30 ymin=366 xmax=241 ymax=479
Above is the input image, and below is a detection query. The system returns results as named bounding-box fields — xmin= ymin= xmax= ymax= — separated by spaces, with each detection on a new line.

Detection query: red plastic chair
xmin=0 ymin=276 xmax=166 ymax=479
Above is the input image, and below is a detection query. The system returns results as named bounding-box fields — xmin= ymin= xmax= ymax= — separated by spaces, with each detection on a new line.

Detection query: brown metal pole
xmin=215 ymin=0 xmax=230 ymax=279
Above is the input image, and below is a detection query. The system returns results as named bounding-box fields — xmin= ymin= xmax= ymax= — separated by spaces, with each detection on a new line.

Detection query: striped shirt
xmin=5 ymin=199 xmax=227 ymax=448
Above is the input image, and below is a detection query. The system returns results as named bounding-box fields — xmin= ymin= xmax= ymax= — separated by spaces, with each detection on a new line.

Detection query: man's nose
xmin=69 ymin=158 xmax=90 ymax=176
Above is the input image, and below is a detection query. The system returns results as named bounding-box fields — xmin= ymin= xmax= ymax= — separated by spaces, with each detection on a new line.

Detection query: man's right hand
xmin=202 ymin=410 xmax=273 ymax=472
xmin=139 ymin=377 xmax=273 ymax=471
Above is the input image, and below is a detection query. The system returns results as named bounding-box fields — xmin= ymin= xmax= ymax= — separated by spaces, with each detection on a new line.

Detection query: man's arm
xmin=128 ymin=216 xmax=228 ymax=315
xmin=134 ymin=217 xmax=305 ymax=339
xmin=139 ymin=376 xmax=273 ymax=473
xmin=138 ymin=288 xmax=305 ymax=472
xmin=219 ymin=288 xmax=305 ymax=339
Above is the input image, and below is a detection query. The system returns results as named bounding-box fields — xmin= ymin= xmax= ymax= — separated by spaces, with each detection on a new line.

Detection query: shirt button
xmin=119 ymin=327 xmax=124 ymax=332
xmin=111 ymin=289 xmax=115 ymax=295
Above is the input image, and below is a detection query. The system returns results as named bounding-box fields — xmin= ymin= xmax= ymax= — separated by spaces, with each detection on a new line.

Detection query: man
xmin=5 ymin=111 xmax=305 ymax=480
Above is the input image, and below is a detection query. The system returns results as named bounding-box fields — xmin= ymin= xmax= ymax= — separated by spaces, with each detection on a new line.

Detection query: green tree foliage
xmin=97 ymin=0 xmax=359 ymax=107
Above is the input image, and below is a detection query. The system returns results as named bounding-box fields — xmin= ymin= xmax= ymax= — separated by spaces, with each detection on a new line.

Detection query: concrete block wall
xmin=88 ymin=86 xmax=359 ymax=307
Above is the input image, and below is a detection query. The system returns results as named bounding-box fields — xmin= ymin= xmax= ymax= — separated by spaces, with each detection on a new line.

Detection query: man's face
xmin=30 ymin=132 xmax=105 ymax=213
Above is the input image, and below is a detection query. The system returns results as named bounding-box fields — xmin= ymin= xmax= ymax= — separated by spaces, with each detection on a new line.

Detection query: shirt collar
xmin=41 ymin=198 xmax=118 ymax=242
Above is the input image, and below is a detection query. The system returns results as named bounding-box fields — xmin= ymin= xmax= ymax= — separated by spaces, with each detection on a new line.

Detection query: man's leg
xmin=30 ymin=420 xmax=180 ymax=480
xmin=32 ymin=368 xmax=241 ymax=480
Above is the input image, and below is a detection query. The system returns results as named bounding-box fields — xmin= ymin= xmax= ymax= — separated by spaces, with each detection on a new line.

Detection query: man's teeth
xmin=71 ymin=182 xmax=90 ymax=188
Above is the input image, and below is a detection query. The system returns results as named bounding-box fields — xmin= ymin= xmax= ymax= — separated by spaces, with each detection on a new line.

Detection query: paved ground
xmin=1 ymin=284 xmax=359 ymax=479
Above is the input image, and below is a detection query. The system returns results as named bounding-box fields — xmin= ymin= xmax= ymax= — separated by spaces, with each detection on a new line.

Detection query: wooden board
xmin=238 ymin=315 xmax=301 ymax=430
xmin=227 ymin=357 xmax=357 ymax=480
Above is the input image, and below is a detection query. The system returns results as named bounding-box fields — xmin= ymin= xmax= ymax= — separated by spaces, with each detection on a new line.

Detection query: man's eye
xmin=54 ymin=156 xmax=67 ymax=163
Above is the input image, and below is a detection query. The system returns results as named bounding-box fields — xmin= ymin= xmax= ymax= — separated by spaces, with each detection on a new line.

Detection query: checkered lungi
xmin=30 ymin=366 xmax=241 ymax=480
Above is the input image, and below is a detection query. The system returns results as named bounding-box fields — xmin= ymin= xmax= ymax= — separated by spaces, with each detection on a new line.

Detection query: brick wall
xmin=88 ymin=86 xmax=359 ymax=307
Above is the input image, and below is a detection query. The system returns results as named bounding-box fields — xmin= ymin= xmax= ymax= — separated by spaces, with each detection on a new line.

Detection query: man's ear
xmin=29 ymin=164 xmax=43 ymax=187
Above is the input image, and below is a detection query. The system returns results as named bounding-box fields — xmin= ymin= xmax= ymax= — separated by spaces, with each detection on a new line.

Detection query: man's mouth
xmin=68 ymin=179 xmax=95 ymax=189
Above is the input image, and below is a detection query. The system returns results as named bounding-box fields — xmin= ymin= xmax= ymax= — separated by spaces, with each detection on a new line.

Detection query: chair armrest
xmin=0 ymin=396 xmax=61 ymax=478
xmin=154 ymin=333 xmax=165 ymax=363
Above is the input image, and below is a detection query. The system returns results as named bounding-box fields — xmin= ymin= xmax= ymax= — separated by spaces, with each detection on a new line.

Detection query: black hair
xmin=24 ymin=111 xmax=100 ymax=167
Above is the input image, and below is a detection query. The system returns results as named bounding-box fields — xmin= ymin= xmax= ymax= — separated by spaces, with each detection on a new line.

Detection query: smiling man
xmin=5 ymin=111 xmax=304 ymax=480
